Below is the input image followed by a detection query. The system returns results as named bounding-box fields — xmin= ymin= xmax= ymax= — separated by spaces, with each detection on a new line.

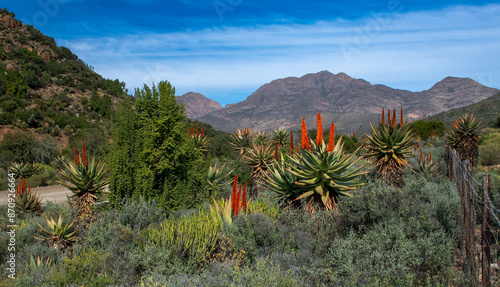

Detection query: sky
xmin=2 ymin=0 xmax=500 ymax=106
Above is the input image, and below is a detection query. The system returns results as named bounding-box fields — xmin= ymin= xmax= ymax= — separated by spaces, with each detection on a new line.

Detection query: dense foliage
xmin=109 ymin=82 xmax=208 ymax=212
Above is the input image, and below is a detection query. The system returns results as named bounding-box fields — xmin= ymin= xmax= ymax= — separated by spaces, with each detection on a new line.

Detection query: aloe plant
xmin=445 ymin=113 xmax=483 ymax=167
xmin=230 ymin=127 xmax=256 ymax=154
xmin=210 ymin=175 xmax=249 ymax=224
xmin=412 ymin=148 xmax=441 ymax=178
xmin=189 ymin=124 xmax=210 ymax=153
xmin=267 ymin=114 xmax=367 ymax=211
xmin=34 ymin=215 xmax=77 ymax=250
xmin=242 ymin=143 xmax=275 ymax=184
xmin=272 ymin=128 xmax=289 ymax=146
xmin=15 ymin=178 xmax=43 ymax=215
xmin=8 ymin=162 xmax=42 ymax=179
xmin=364 ymin=108 xmax=415 ymax=186
xmin=56 ymin=141 xmax=110 ymax=215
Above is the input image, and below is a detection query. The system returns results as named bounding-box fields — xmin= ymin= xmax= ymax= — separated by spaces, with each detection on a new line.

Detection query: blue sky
xmin=2 ymin=0 xmax=500 ymax=106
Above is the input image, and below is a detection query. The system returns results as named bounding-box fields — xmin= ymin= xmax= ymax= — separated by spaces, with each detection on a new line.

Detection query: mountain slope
xmin=0 ymin=9 xmax=126 ymax=138
xmin=198 ymin=71 xmax=499 ymax=133
xmin=176 ymin=92 xmax=223 ymax=119
xmin=425 ymin=92 xmax=500 ymax=127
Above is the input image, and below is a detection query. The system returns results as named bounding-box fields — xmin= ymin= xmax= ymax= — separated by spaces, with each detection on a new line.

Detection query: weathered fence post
xmin=482 ymin=174 xmax=492 ymax=287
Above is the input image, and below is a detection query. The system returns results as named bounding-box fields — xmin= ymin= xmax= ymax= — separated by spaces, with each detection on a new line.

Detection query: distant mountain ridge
xmin=192 ymin=71 xmax=499 ymax=133
xmin=176 ymin=92 xmax=223 ymax=119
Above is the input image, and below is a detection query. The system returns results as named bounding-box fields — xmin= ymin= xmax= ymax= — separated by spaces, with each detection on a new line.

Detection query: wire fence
xmin=446 ymin=147 xmax=499 ymax=287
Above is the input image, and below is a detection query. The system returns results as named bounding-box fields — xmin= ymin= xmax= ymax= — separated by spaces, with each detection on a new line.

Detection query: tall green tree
xmin=109 ymin=81 xmax=207 ymax=211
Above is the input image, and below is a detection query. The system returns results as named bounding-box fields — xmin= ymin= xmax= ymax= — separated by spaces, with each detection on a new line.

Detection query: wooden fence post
xmin=482 ymin=175 xmax=492 ymax=287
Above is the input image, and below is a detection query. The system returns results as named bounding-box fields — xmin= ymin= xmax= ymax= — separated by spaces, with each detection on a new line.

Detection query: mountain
xmin=425 ymin=92 xmax=500 ymax=127
xmin=197 ymin=71 xmax=499 ymax=133
xmin=0 ymin=9 xmax=126 ymax=140
xmin=176 ymin=92 xmax=223 ymax=119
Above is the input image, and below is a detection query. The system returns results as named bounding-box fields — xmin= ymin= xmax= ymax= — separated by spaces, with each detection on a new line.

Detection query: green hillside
xmin=426 ymin=92 xmax=500 ymax=127
xmin=0 ymin=9 xmax=127 ymax=137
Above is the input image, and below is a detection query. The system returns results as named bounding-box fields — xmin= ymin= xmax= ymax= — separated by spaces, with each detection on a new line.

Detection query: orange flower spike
xmin=290 ymin=131 xmax=294 ymax=156
xmin=242 ymin=182 xmax=248 ymax=212
xmin=429 ymin=152 xmax=432 ymax=162
xmin=392 ymin=109 xmax=397 ymax=129
xmin=235 ymin=184 xmax=242 ymax=216
xmin=327 ymin=123 xmax=335 ymax=152
xmin=74 ymin=147 xmax=80 ymax=165
xmin=275 ymin=142 xmax=279 ymax=159
xmin=28 ymin=185 xmax=31 ymax=194
xmin=22 ymin=178 xmax=25 ymax=193
xmin=381 ymin=108 xmax=385 ymax=125
xmin=400 ymin=107 xmax=404 ymax=127
xmin=387 ymin=109 xmax=391 ymax=126
xmin=453 ymin=120 xmax=458 ymax=128
xmin=82 ymin=140 xmax=87 ymax=166
xmin=316 ymin=113 xmax=323 ymax=145
xmin=196 ymin=124 xmax=199 ymax=136
xmin=301 ymin=117 xmax=307 ymax=149
xmin=201 ymin=126 xmax=204 ymax=137
xmin=419 ymin=148 xmax=423 ymax=162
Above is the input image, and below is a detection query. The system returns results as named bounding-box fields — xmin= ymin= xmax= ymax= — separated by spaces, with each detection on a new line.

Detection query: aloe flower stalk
xmin=327 ymin=123 xmax=335 ymax=152
xmin=316 ymin=113 xmax=323 ymax=146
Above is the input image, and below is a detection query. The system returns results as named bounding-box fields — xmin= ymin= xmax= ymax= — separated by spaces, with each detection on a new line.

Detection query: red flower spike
xmin=201 ymin=126 xmax=204 ymax=137
xmin=301 ymin=117 xmax=307 ymax=149
xmin=232 ymin=174 xmax=238 ymax=216
xmin=242 ymin=182 xmax=248 ymax=212
xmin=400 ymin=107 xmax=404 ymax=127
xmin=74 ymin=147 xmax=80 ymax=165
xmin=392 ymin=109 xmax=397 ymax=129
xmin=453 ymin=120 xmax=458 ymax=128
xmin=381 ymin=108 xmax=385 ymax=125
xmin=275 ymin=142 xmax=279 ymax=159
xmin=419 ymin=148 xmax=423 ymax=162
xmin=316 ymin=113 xmax=323 ymax=145
xmin=429 ymin=152 xmax=432 ymax=162
xmin=387 ymin=109 xmax=391 ymax=126
xmin=235 ymin=185 xmax=242 ymax=216
xmin=22 ymin=178 xmax=25 ymax=193
xmin=82 ymin=140 xmax=87 ymax=166
xmin=290 ymin=131 xmax=294 ymax=156
xmin=327 ymin=123 xmax=335 ymax=152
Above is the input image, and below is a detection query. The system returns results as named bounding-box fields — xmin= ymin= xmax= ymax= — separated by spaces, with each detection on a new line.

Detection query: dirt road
xmin=0 ymin=185 xmax=73 ymax=205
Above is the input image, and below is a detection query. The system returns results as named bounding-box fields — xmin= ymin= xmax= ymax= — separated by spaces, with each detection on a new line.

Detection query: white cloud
xmin=61 ymin=4 xmax=500 ymax=105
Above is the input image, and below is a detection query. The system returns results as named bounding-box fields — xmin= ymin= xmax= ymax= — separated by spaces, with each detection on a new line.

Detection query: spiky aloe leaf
xmin=242 ymin=143 xmax=275 ymax=183
xmin=445 ymin=113 xmax=483 ymax=167
xmin=272 ymin=128 xmax=289 ymax=146
xmin=34 ymin=215 xmax=77 ymax=250
xmin=230 ymin=127 xmax=256 ymax=154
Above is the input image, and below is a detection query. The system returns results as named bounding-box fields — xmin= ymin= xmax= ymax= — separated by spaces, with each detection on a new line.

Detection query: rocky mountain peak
xmin=176 ymin=92 xmax=223 ymax=119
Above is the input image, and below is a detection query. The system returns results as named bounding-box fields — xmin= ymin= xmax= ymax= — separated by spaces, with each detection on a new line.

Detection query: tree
xmin=109 ymin=81 xmax=207 ymax=211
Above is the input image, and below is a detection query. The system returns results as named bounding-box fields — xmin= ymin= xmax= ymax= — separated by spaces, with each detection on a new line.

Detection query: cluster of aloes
xmin=210 ymin=175 xmax=249 ymax=224
xmin=56 ymin=141 xmax=110 ymax=216
xmin=412 ymin=148 xmax=441 ymax=178
xmin=266 ymin=113 xmax=367 ymax=211
xmin=15 ymin=178 xmax=43 ymax=215
xmin=242 ymin=143 xmax=275 ymax=185
xmin=364 ymin=108 xmax=415 ymax=187
xmin=272 ymin=128 xmax=289 ymax=146
xmin=189 ymin=124 xmax=210 ymax=153
xmin=426 ymin=132 xmax=440 ymax=146
xmin=445 ymin=113 xmax=483 ymax=167
xmin=8 ymin=162 xmax=42 ymax=179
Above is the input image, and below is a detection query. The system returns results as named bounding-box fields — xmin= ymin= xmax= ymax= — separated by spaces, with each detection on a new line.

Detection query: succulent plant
xmin=364 ymin=108 xmax=415 ymax=186
xmin=272 ymin=128 xmax=289 ymax=146
xmin=412 ymin=148 xmax=441 ymax=178
xmin=56 ymin=141 xmax=110 ymax=215
xmin=230 ymin=127 xmax=256 ymax=154
xmin=34 ymin=215 xmax=77 ymax=251
xmin=210 ymin=175 xmax=249 ymax=224
xmin=15 ymin=178 xmax=43 ymax=215
xmin=242 ymin=143 xmax=275 ymax=184
xmin=8 ymin=162 xmax=42 ymax=179
xmin=189 ymin=124 xmax=210 ymax=152
xmin=445 ymin=113 xmax=483 ymax=167
xmin=267 ymin=114 xmax=367 ymax=211
xmin=255 ymin=131 xmax=270 ymax=145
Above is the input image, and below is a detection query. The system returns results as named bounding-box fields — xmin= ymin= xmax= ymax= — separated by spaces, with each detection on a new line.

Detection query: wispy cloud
xmin=61 ymin=4 xmax=500 ymax=105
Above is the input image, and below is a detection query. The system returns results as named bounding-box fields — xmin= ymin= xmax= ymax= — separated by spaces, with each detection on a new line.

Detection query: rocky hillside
xmin=0 ymin=9 xmax=126 ymax=138
xmin=198 ymin=71 xmax=499 ymax=133
xmin=176 ymin=92 xmax=223 ymax=119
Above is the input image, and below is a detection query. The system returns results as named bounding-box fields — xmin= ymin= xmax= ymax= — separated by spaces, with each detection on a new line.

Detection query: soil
xmin=0 ymin=184 xmax=72 ymax=205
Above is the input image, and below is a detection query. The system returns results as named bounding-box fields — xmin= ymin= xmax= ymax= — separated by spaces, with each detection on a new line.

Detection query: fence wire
xmin=447 ymin=147 xmax=499 ymax=287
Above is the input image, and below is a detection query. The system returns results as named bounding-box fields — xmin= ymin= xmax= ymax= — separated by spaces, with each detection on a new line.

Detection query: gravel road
xmin=0 ymin=185 xmax=73 ymax=205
